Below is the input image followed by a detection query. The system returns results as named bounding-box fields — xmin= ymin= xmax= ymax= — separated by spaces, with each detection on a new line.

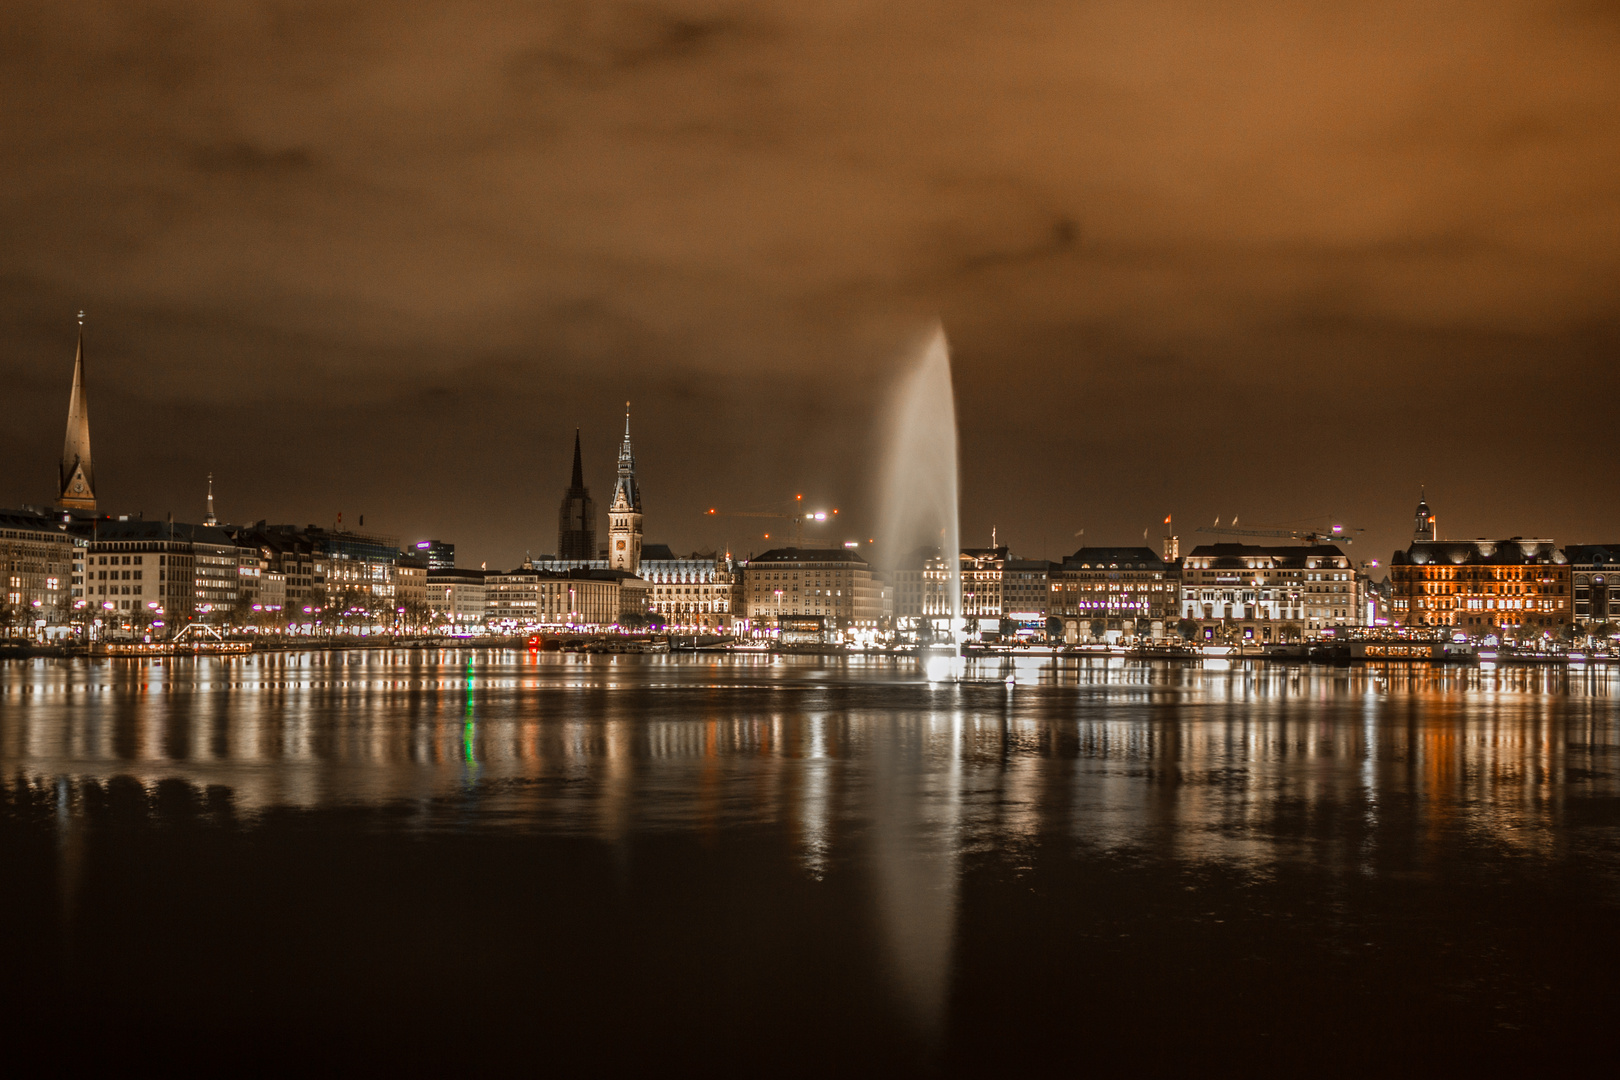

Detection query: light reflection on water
xmin=4 ymin=650 xmax=1620 ymax=1048
xmin=3 ymin=651 xmax=1617 ymax=849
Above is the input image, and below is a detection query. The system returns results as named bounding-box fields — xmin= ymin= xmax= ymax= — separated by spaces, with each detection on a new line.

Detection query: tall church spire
xmin=204 ymin=473 xmax=218 ymax=526
xmin=57 ymin=313 xmax=96 ymax=512
xmin=557 ymin=428 xmax=597 ymax=561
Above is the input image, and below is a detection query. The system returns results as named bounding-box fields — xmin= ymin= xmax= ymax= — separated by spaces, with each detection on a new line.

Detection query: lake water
xmin=2 ymin=651 xmax=1618 ymax=1074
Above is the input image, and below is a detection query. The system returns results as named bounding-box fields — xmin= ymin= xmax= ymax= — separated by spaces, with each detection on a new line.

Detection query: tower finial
xmin=77 ymin=310 xmax=85 ymax=326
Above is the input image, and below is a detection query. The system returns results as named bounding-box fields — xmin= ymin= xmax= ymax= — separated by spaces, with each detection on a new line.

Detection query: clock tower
xmin=608 ymin=404 xmax=643 ymax=573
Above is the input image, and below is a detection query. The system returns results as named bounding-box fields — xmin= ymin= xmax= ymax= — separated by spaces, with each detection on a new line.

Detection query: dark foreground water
xmin=2 ymin=651 xmax=1619 ymax=1075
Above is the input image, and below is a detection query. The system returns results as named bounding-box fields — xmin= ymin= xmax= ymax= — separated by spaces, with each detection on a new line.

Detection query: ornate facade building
xmin=1179 ymin=543 xmax=1355 ymax=640
xmin=639 ymin=544 xmax=735 ymax=630
xmin=1387 ymin=495 xmax=1572 ymax=635
xmin=556 ymin=430 xmax=596 ymax=561
xmin=1390 ymin=540 xmax=1570 ymax=633
xmin=1050 ymin=546 xmax=1178 ymax=640
xmin=607 ymin=407 xmax=643 ymax=573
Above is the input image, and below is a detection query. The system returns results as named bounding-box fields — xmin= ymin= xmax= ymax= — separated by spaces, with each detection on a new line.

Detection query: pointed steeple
xmin=57 ymin=313 xmax=96 ymax=512
xmin=204 ymin=473 xmax=218 ymax=526
xmin=612 ymin=402 xmax=640 ymax=513
xmin=557 ymin=428 xmax=597 ymax=560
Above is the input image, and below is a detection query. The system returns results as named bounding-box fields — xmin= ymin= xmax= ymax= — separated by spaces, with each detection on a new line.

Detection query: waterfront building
xmin=960 ymin=547 xmax=1007 ymax=620
xmin=890 ymin=546 xmax=953 ymax=623
xmin=411 ymin=540 xmax=456 ymax=570
xmin=258 ymin=571 xmax=286 ymax=613
xmin=395 ymin=555 xmax=428 ymax=621
xmin=638 ymin=544 xmax=735 ymax=630
xmin=556 ymin=430 xmax=597 ymax=561
xmin=1050 ymin=546 xmax=1177 ymax=641
xmin=1179 ymin=543 xmax=1355 ymax=640
xmin=234 ymin=545 xmax=265 ymax=612
xmin=240 ymin=532 xmax=318 ymax=617
xmin=0 ymin=509 xmax=78 ymax=629
xmin=1000 ymin=559 xmax=1050 ymax=620
xmin=485 ymin=561 xmax=543 ymax=623
xmin=742 ymin=548 xmax=885 ymax=629
xmin=85 ymin=519 xmax=250 ymax=624
xmin=427 ymin=567 xmax=488 ymax=626
xmin=484 ymin=561 xmax=639 ymax=629
xmin=607 ymin=407 xmax=644 ymax=573
xmin=1564 ymin=545 xmax=1620 ymax=630
xmin=229 ymin=524 xmax=402 ymax=621
xmin=1389 ymin=539 xmax=1571 ymax=635
xmin=56 ymin=322 xmax=96 ymax=513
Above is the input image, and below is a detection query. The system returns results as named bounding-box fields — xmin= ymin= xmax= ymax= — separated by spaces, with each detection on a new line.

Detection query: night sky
xmin=3 ymin=2 xmax=1617 ymax=570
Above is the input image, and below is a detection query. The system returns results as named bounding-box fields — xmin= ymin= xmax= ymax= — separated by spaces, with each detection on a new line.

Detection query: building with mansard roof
xmin=1051 ymin=545 xmax=1178 ymax=641
xmin=1179 ymin=543 xmax=1355 ymax=641
xmin=1390 ymin=538 xmax=1569 ymax=634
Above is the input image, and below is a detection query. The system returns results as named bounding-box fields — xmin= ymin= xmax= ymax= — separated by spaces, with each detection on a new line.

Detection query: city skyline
xmin=7 ymin=318 xmax=1617 ymax=574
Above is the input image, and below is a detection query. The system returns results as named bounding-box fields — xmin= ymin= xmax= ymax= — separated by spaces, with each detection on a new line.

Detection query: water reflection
xmin=4 ymin=651 xmax=1620 ymax=1042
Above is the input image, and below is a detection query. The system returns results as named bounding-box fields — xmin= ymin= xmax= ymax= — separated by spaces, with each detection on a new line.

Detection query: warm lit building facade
xmin=639 ymin=545 xmax=735 ymax=630
xmin=1179 ymin=543 xmax=1355 ymax=640
xmin=395 ymin=555 xmax=428 ymax=619
xmin=1050 ymin=546 xmax=1178 ymax=641
xmin=891 ymin=546 xmax=954 ymax=624
xmin=485 ymin=562 xmax=638 ymax=628
xmin=428 ymin=568 xmax=488 ymax=626
xmin=1389 ymin=539 xmax=1571 ymax=635
xmin=959 ymin=547 xmax=1006 ymax=620
xmin=743 ymin=548 xmax=885 ymax=629
xmin=85 ymin=520 xmax=252 ymax=625
xmin=0 ymin=510 xmax=78 ymax=628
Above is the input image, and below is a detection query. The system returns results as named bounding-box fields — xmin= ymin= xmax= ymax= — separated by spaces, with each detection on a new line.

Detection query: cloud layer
xmin=3 ymin=1 xmax=1617 ymax=565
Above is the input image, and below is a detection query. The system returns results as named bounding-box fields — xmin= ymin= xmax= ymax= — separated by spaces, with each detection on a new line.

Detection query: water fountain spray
xmin=879 ymin=322 xmax=962 ymax=649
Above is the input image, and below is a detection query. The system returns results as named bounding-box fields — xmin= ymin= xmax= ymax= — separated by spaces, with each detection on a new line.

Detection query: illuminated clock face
xmin=617 ymin=541 xmax=626 ymax=550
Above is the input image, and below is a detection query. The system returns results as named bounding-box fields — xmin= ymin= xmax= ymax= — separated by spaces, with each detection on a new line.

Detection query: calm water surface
xmin=2 ymin=651 xmax=1618 ymax=1075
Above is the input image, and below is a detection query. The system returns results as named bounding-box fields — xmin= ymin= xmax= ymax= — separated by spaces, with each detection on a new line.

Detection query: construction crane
xmin=1196 ymin=519 xmax=1365 ymax=545
xmin=705 ymin=494 xmax=839 ymax=547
